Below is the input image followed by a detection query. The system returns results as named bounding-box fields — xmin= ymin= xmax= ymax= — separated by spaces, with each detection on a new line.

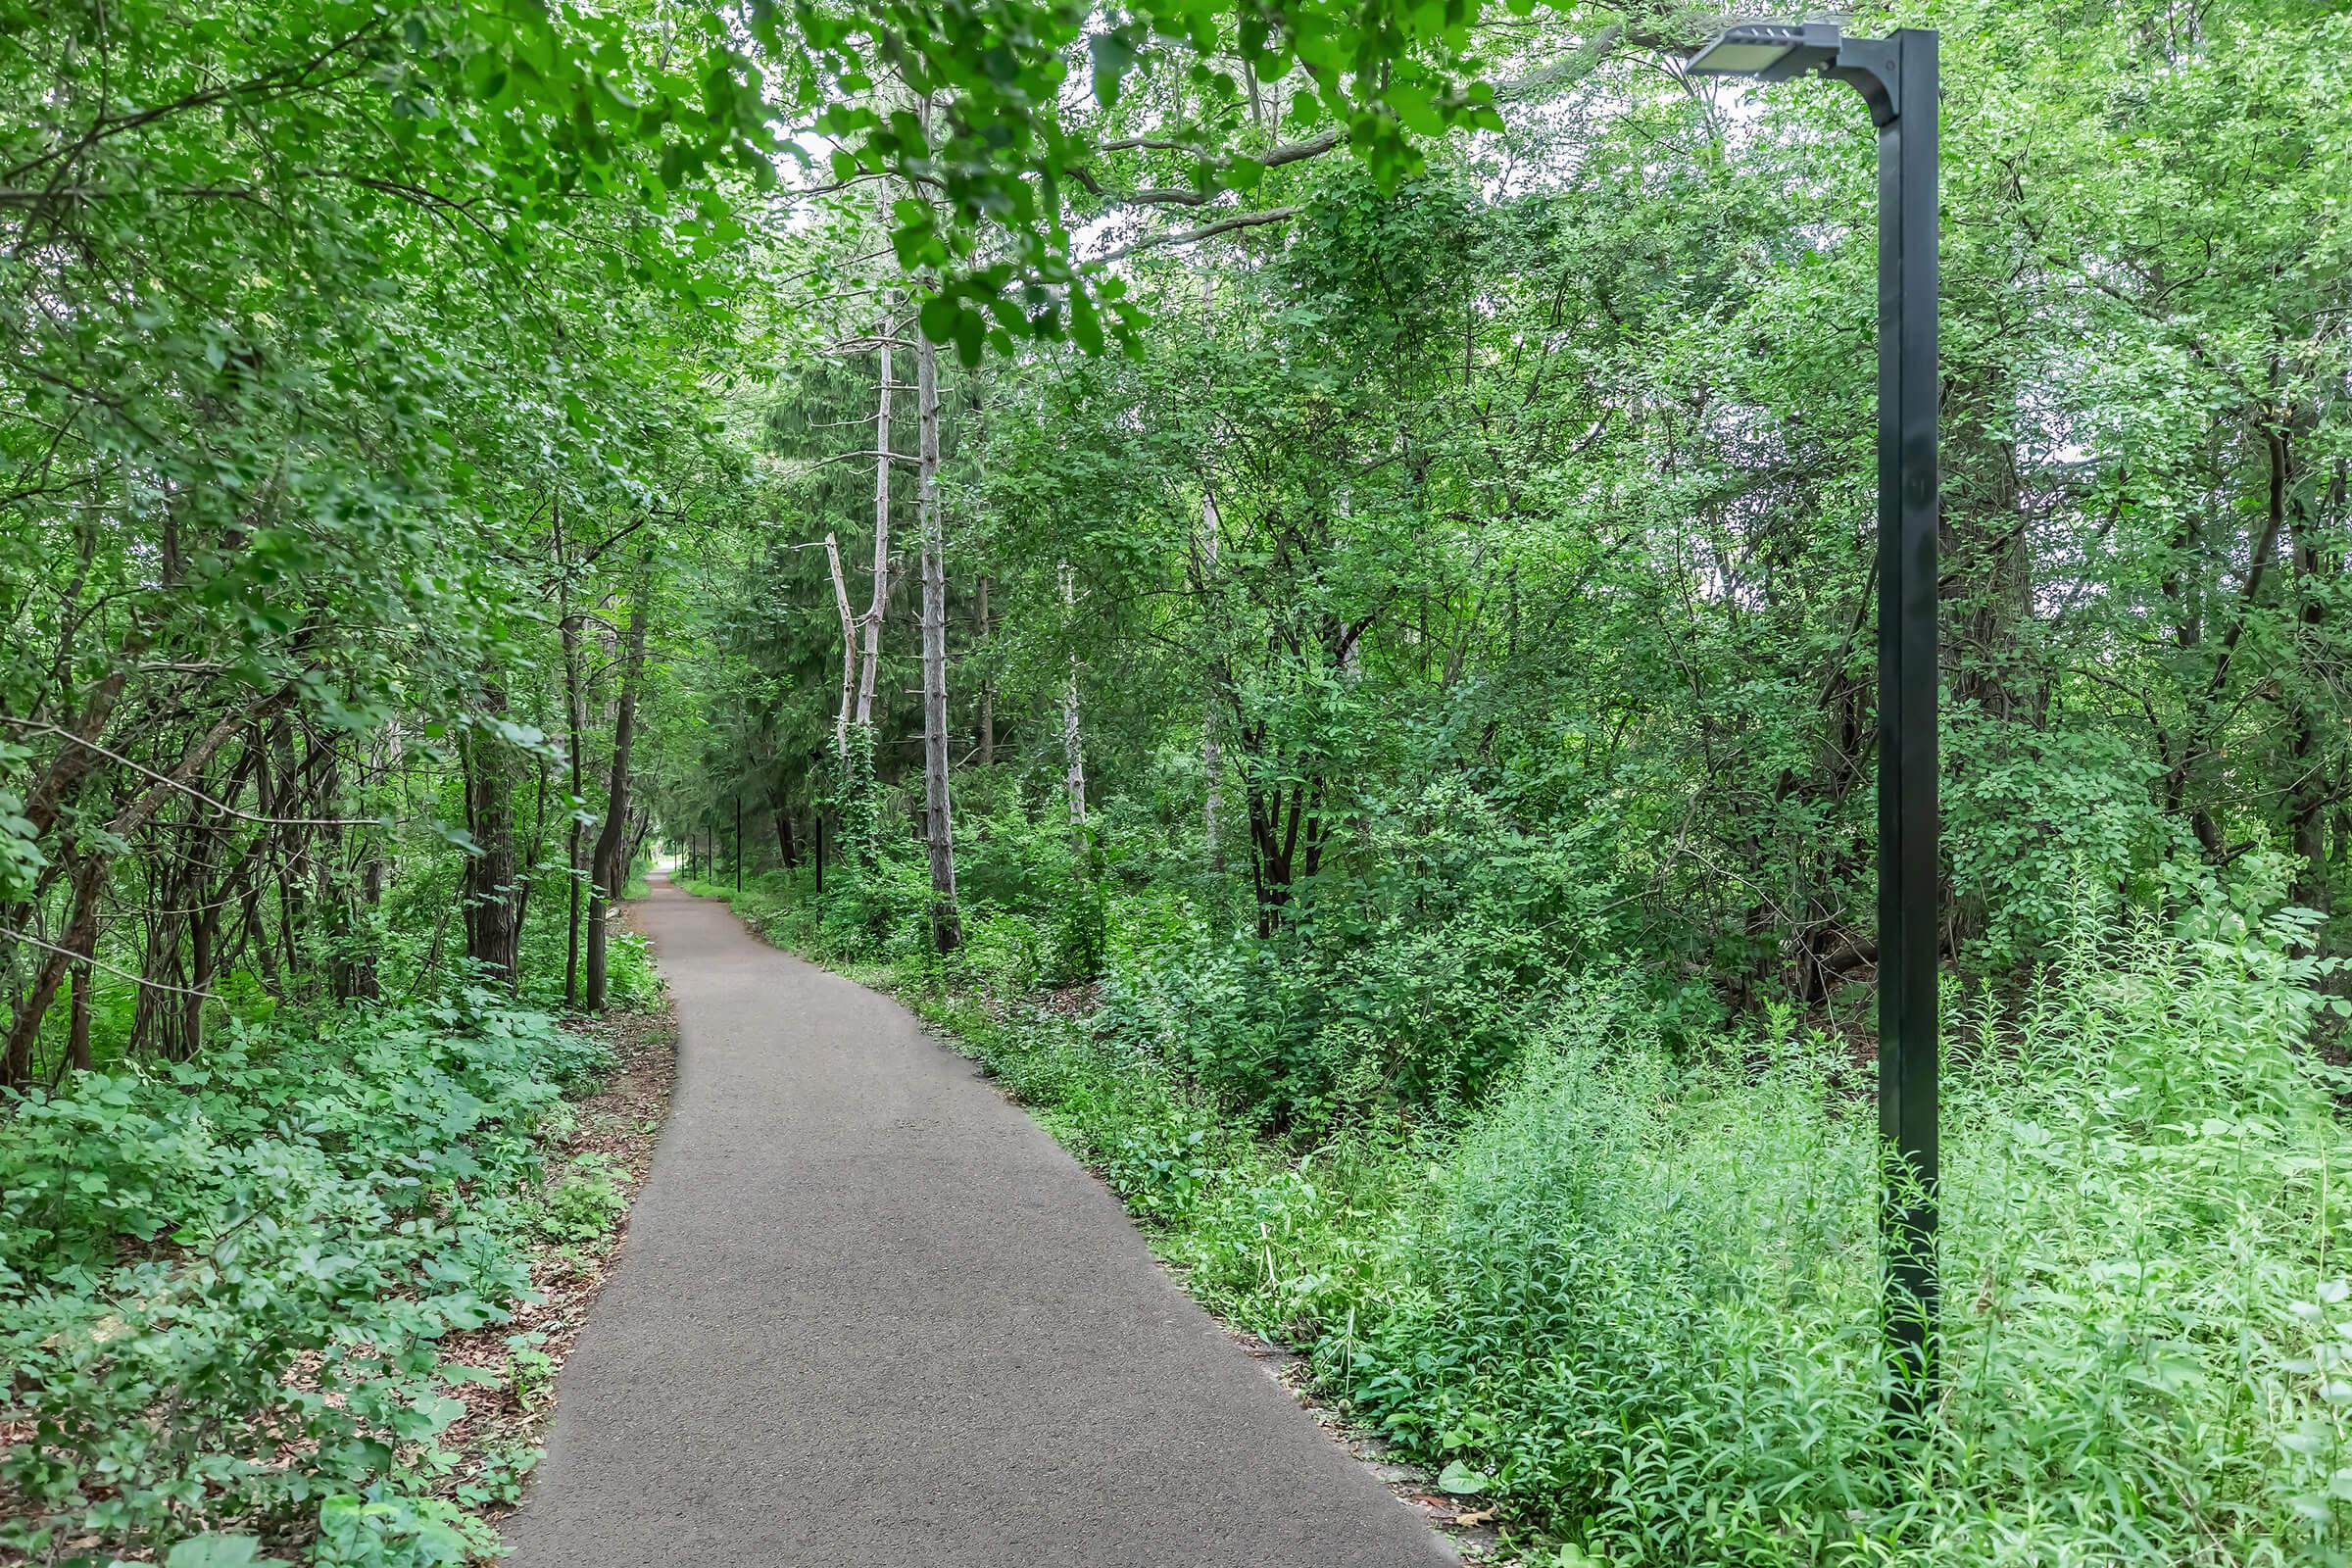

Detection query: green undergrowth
xmin=688 ymin=867 xmax=2352 ymax=1567
xmin=0 ymin=991 xmax=654 ymax=1567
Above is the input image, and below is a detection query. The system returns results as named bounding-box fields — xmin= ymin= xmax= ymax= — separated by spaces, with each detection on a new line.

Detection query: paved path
xmin=503 ymin=870 xmax=1454 ymax=1567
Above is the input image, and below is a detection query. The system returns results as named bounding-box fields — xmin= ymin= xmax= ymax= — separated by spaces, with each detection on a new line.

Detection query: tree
xmin=917 ymin=330 xmax=963 ymax=953
xmin=587 ymin=561 xmax=653 ymax=1013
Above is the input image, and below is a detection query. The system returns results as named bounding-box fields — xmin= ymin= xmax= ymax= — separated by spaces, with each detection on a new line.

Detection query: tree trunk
xmin=308 ymin=732 xmax=344 ymax=1004
xmin=177 ymin=759 xmax=241 ymax=1053
xmin=4 ymin=685 xmax=288 ymax=1076
xmin=1940 ymin=370 xmax=2036 ymax=724
xmin=856 ymin=324 xmax=892 ymax=729
xmin=976 ymin=574 xmax=994 ymax=767
xmin=587 ymin=564 xmax=653 ymax=1011
xmin=562 ymin=606 xmax=587 ymax=1008
xmin=1244 ymin=770 xmax=1330 ymax=938
xmin=2287 ymin=449 xmax=2340 ymax=911
xmin=66 ymin=956 xmax=90 ymax=1073
xmin=1060 ymin=562 xmax=1086 ymax=846
xmin=3 ymin=858 xmax=103 ymax=1087
xmin=183 ymin=849 xmax=215 ymax=1057
xmin=1199 ymin=488 xmax=1224 ymax=872
xmin=826 ymin=532 xmax=857 ymax=760
xmin=350 ymin=855 xmax=383 ymax=1001
xmin=263 ymin=714 xmax=302 ymax=981
xmin=917 ymin=329 xmax=960 ymax=954
xmin=773 ymin=798 xmax=799 ymax=870
xmin=461 ymin=684 xmax=521 ymax=984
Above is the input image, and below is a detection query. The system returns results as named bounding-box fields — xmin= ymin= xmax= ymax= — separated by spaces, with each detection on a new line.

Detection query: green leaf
xmin=1067 ymin=292 xmax=1104 ymax=355
xmin=952 ymin=308 xmax=985 ymax=368
xmin=1088 ymin=30 xmax=1138 ymax=106
xmin=1385 ymin=81 xmax=1443 ymax=135
xmin=1436 ymin=1459 xmax=1491 ymax=1495
xmin=919 ymin=296 xmax=961 ymax=345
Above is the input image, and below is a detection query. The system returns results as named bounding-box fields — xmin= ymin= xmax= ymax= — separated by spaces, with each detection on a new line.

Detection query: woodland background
xmin=5 ymin=0 xmax=2352 ymax=1562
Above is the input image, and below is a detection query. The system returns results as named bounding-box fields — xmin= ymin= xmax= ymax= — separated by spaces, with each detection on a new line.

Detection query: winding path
xmin=502 ymin=870 xmax=1454 ymax=1567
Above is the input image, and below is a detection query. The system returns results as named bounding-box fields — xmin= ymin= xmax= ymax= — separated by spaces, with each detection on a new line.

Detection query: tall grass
xmin=1281 ymin=897 xmax=2352 ymax=1564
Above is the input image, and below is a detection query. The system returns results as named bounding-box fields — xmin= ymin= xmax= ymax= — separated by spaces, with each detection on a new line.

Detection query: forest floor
xmin=497 ymin=869 xmax=1458 ymax=1567
xmin=448 ymin=939 xmax=679 ymax=1537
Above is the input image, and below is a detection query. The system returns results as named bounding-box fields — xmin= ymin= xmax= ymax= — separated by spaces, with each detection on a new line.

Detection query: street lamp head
xmin=1686 ymin=21 xmax=1843 ymax=81
xmin=1685 ymin=20 xmax=1905 ymax=127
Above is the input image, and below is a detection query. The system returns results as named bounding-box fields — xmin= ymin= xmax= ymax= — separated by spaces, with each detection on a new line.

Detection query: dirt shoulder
xmin=435 ymin=931 xmax=680 ymax=1548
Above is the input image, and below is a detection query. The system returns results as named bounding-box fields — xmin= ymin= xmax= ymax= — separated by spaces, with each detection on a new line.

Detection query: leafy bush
xmin=1094 ymin=781 xmax=1640 ymax=1128
xmin=598 ymin=930 xmax=664 ymax=1010
xmin=1943 ymin=714 xmax=2170 ymax=969
xmin=511 ymin=896 xmax=662 ymax=1011
xmin=953 ymin=785 xmax=1087 ymax=918
xmin=1103 ymin=895 xmax=1566 ymax=1130
xmin=948 ymin=909 xmax=1047 ymax=997
xmin=1043 ymin=832 xmax=1110 ymax=985
xmin=0 ymin=995 xmax=611 ymax=1566
xmin=535 ymin=1153 xmax=629 ymax=1245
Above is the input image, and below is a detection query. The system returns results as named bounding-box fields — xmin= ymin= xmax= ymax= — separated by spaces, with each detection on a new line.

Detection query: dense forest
xmin=5 ymin=0 xmax=2352 ymax=1561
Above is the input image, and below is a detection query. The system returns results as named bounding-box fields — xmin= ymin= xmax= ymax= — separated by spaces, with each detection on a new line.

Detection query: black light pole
xmin=1687 ymin=21 xmax=1941 ymax=1425
xmin=735 ymin=795 xmax=743 ymax=892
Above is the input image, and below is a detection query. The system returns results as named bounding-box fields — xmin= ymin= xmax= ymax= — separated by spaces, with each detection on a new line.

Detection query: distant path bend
xmin=503 ymin=870 xmax=1454 ymax=1568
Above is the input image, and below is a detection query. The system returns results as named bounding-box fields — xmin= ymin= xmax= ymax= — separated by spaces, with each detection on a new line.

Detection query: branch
xmin=0 ymin=717 xmax=380 ymax=828
xmin=3 ymin=26 xmax=385 ymax=184
xmin=1097 ymin=135 xmax=1194 ymax=154
xmin=1097 ymin=206 xmax=1300 ymax=262
xmin=575 ymin=514 xmax=654 ymax=573
xmin=1115 ymin=186 xmax=1219 ymax=208
xmin=812 ymin=449 xmax=922 ymax=468
xmin=1071 ymin=50 xmax=1607 ymax=212
xmin=0 ymin=926 xmax=216 ymax=1001
xmin=1257 ymin=129 xmax=1343 ymax=168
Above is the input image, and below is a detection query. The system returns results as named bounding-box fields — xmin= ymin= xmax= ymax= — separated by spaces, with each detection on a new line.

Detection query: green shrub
xmin=0 ymin=994 xmax=610 ymax=1566
xmin=1102 ymin=890 xmax=1576 ymax=1130
xmin=510 ymin=896 xmax=662 ymax=1011
xmin=947 ymin=909 xmax=1046 ymax=997
xmin=1043 ymin=831 xmax=1109 ymax=985
xmin=1942 ymin=713 xmax=2171 ymax=970
xmin=599 ymin=929 xmax=663 ymax=1010
xmin=536 ymin=1153 xmax=629 ymax=1245
xmin=954 ymin=786 xmax=1086 ymax=918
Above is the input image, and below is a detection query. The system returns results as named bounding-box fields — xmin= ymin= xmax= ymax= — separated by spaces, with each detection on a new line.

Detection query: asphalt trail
xmin=502 ymin=869 xmax=1454 ymax=1567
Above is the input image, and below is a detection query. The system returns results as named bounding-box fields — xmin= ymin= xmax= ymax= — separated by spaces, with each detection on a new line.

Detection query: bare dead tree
xmin=916 ymin=328 xmax=960 ymax=953
xmin=1060 ymin=562 xmax=1087 ymax=846
xmin=856 ymin=317 xmax=892 ymax=731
